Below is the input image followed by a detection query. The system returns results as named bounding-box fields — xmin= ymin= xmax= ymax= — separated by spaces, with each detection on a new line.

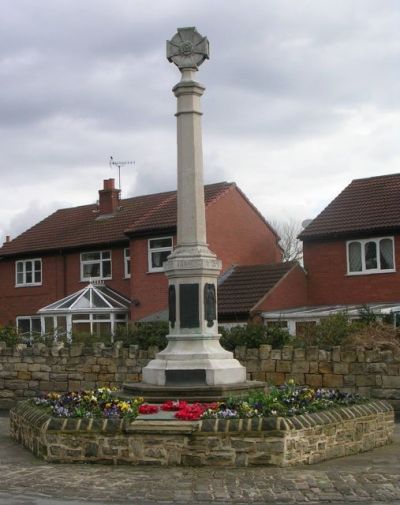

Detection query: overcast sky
xmin=1 ymin=0 xmax=400 ymax=242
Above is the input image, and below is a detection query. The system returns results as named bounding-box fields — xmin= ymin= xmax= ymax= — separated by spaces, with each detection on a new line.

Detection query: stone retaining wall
xmin=1 ymin=342 xmax=400 ymax=413
xmin=10 ymin=400 xmax=394 ymax=467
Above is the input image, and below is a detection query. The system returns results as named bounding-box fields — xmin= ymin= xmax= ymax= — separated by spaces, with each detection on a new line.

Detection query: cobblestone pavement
xmin=1 ymin=412 xmax=400 ymax=504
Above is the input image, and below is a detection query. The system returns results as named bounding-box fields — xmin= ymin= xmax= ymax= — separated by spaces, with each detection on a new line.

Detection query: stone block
xmin=17 ymin=371 xmax=32 ymax=380
xmin=271 ymin=350 xmax=282 ymax=360
xmin=281 ymin=346 xmax=293 ymax=360
xmin=318 ymin=350 xmax=331 ymax=361
xmin=349 ymin=362 xmax=366 ymax=374
xmin=382 ymin=376 xmax=400 ymax=388
xmin=70 ymin=344 xmax=84 ymax=357
xmin=246 ymin=348 xmax=259 ymax=359
xmin=14 ymin=363 xmax=28 ymax=371
xmin=319 ymin=361 xmax=333 ymax=373
xmin=294 ymin=348 xmax=305 ymax=360
xmin=322 ymin=374 xmax=343 ymax=388
xmin=305 ymin=374 xmax=322 ymax=387
xmin=32 ymin=372 xmax=50 ymax=381
xmin=276 ymin=361 xmax=291 ymax=373
xmin=292 ymin=361 xmax=309 ymax=373
xmin=245 ymin=360 xmax=259 ymax=373
xmin=366 ymin=363 xmax=387 ymax=373
xmin=365 ymin=349 xmax=381 ymax=362
xmin=265 ymin=372 xmax=285 ymax=385
xmin=286 ymin=373 xmax=305 ymax=385
xmin=259 ymin=344 xmax=272 ymax=360
xmin=388 ymin=364 xmax=400 ymax=375
xmin=309 ymin=361 xmax=318 ymax=373
xmin=341 ymin=350 xmax=356 ymax=362
xmin=355 ymin=375 xmax=376 ymax=387
xmin=332 ymin=347 xmax=341 ymax=362
xmin=305 ymin=346 xmax=318 ymax=361
xmin=260 ymin=359 xmax=276 ymax=372
xmin=343 ymin=374 xmax=355 ymax=386
xmin=333 ymin=363 xmax=349 ymax=374
xmin=253 ymin=371 xmax=266 ymax=381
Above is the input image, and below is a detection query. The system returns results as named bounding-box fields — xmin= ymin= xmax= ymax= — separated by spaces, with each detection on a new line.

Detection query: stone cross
xmin=141 ymin=27 xmax=246 ymax=388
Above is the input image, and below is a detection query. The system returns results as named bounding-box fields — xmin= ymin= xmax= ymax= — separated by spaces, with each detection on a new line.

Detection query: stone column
xmin=142 ymin=27 xmax=246 ymax=387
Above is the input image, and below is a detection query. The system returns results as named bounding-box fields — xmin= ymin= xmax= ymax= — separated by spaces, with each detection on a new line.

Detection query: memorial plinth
xmin=123 ymin=27 xmax=263 ymax=400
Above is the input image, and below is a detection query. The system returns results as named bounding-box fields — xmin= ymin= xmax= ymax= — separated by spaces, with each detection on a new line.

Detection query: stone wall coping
xmin=12 ymin=399 xmax=393 ymax=435
xmin=1 ymin=341 xmax=399 ymax=360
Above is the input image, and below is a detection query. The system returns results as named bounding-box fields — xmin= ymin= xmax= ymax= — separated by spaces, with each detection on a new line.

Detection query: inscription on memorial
xmin=179 ymin=284 xmax=199 ymax=328
xmin=165 ymin=369 xmax=206 ymax=386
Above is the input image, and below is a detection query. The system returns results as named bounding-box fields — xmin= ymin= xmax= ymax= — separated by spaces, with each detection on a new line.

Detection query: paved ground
xmin=1 ymin=411 xmax=400 ymax=505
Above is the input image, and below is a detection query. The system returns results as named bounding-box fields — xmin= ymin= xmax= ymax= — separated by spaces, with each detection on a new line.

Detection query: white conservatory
xmin=36 ymin=282 xmax=130 ymax=340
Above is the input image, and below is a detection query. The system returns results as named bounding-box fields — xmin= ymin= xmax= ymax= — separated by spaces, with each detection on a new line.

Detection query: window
xmin=16 ymin=259 xmax=42 ymax=286
xmin=16 ymin=316 xmax=41 ymax=336
xmin=124 ymin=248 xmax=131 ymax=278
xmin=347 ymin=237 xmax=395 ymax=274
xmin=81 ymin=251 xmax=112 ymax=281
xmin=71 ymin=312 xmax=128 ymax=340
xmin=148 ymin=237 xmax=173 ymax=272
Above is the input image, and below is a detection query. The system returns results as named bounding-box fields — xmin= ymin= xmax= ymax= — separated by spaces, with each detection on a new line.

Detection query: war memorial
xmin=9 ymin=27 xmax=394 ymax=468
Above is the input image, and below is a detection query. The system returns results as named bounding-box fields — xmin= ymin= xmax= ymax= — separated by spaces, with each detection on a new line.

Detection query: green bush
xmin=292 ymin=312 xmax=355 ymax=348
xmin=0 ymin=324 xmax=20 ymax=346
xmin=219 ymin=323 xmax=291 ymax=350
xmin=114 ymin=321 xmax=169 ymax=349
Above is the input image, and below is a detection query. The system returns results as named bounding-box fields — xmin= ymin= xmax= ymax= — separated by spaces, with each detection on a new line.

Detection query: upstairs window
xmin=347 ymin=237 xmax=395 ymax=274
xmin=148 ymin=237 xmax=173 ymax=272
xmin=124 ymin=247 xmax=131 ymax=278
xmin=16 ymin=259 xmax=42 ymax=286
xmin=81 ymin=251 xmax=112 ymax=281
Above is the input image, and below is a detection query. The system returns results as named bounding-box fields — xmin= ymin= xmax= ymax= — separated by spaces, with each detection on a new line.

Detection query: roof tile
xmin=218 ymin=262 xmax=295 ymax=315
xmin=299 ymin=173 xmax=400 ymax=241
xmin=0 ymin=182 xmax=233 ymax=256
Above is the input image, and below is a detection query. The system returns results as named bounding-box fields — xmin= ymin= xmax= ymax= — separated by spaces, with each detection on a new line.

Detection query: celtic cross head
xmin=166 ymin=27 xmax=209 ymax=70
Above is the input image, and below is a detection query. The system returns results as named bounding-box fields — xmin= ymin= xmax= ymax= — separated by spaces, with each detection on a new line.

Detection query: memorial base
xmin=120 ymin=381 xmax=266 ymax=403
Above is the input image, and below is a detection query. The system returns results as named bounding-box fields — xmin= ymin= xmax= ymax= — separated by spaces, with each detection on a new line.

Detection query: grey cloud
xmin=1 ymin=0 xmax=400 ymax=238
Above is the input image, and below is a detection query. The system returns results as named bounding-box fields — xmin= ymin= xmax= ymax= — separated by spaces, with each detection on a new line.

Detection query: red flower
xmin=161 ymin=400 xmax=188 ymax=411
xmin=174 ymin=402 xmax=207 ymax=421
xmin=138 ymin=404 xmax=159 ymax=414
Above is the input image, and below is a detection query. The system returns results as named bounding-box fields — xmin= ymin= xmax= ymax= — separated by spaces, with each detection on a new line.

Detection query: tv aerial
xmin=109 ymin=156 xmax=135 ymax=193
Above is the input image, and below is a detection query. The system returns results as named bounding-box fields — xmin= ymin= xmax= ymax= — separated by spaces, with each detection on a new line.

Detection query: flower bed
xmin=32 ymin=381 xmax=365 ymax=422
xmin=10 ymin=382 xmax=394 ymax=467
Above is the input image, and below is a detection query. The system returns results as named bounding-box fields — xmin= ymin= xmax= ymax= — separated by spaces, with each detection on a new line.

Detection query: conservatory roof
xmin=38 ymin=283 xmax=131 ymax=314
xmin=262 ymin=302 xmax=400 ymax=320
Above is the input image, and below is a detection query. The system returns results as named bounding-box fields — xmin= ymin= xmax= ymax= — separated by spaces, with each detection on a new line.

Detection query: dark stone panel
xmin=165 ymin=369 xmax=206 ymax=386
xmin=179 ymin=284 xmax=199 ymax=328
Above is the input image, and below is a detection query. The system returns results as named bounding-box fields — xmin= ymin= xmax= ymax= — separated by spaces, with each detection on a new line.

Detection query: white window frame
xmin=80 ymin=250 xmax=112 ymax=281
xmin=346 ymin=237 xmax=396 ymax=275
xmin=16 ymin=316 xmax=42 ymax=335
xmin=148 ymin=236 xmax=173 ymax=273
xmin=124 ymin=247 xmax=131 ymax=278
xmin=15 ymin=258 xmax=42 ymax=287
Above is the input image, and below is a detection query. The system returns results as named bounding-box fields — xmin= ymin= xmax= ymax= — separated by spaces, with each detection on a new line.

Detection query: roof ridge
xmin=352 ymin=172 xmax=400 ymax=183
xmin=233 ymin=186 xmax=280 ymax=240
xmin=127 ymin=192 xmax=177 ymax=231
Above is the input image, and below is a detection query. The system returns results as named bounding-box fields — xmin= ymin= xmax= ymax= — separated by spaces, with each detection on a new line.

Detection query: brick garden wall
xmin=1 ymin=342 xmax=399 ymax=414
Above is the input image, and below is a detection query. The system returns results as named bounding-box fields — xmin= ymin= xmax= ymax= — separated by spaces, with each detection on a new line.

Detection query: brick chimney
xmin=98 ymin=179 xmax=120 ymax=215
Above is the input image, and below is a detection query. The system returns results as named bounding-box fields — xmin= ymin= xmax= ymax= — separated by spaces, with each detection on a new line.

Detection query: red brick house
xmin=262 ymin=173 xmax=400 ymax=333
xmin=0 ymin=179 xmax=282 ymax=336
xmin=217 ymin=262 xmax=307 ymax=324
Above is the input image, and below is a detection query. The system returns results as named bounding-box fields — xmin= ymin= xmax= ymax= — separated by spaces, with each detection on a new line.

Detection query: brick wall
xmin=206 ymin=186 xmax=282 ymax=270
xmin=0 ymin=247 xmax=131 ymax=326
xmin=304 ymin=236 xmax=400 ymax=305
xmin=255 ymin=264 xmax=308 ymax=312
xmin=1 ymin=342 xmax=399 ymax=414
